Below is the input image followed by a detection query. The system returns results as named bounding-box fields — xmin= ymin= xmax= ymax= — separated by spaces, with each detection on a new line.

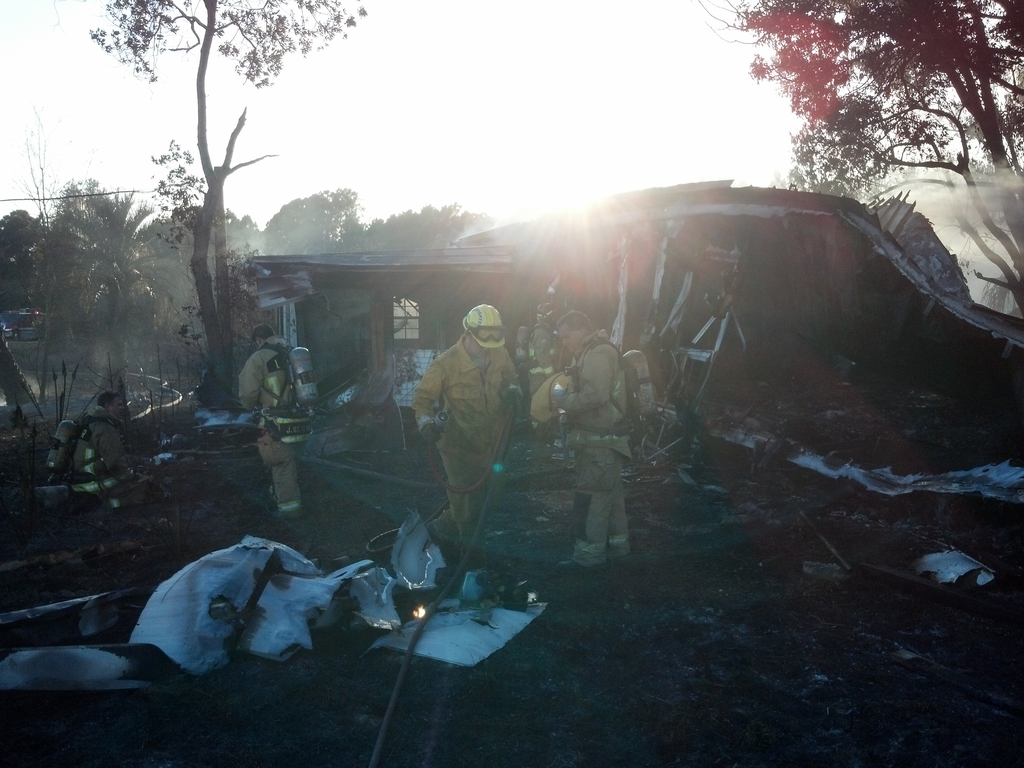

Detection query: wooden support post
xmin=369 ymin=291 xmax=394 ymax=374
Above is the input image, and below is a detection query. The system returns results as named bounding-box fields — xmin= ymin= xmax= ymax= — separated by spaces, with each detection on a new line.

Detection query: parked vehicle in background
xmin=0 ymin=312 xmax=20 ymax=339
xmin=0 ymin=309 xmax=44 ymax=340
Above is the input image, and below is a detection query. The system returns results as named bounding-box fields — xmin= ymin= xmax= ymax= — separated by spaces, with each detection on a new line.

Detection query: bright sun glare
xmin=1 ymin=1 xmax=798 ymax=228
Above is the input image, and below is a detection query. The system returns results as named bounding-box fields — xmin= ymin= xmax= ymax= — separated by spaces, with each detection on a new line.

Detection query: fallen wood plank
xmin=857 ymin=563 xmax=1024 ymax=627
xmin=798 ymin=509 xmax=852 ymax=571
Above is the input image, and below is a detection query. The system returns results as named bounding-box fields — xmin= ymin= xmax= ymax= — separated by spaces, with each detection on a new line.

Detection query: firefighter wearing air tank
xmin=238 ymin=324 xmax=317 ymax=519
xmin=553 ymin=310 xmax=632 ymax=567
xmin=518 ymin=303 xmax=562 ymax=396
xmin=413 ymin=304 xmax=522 ymax=565
xmin=69 ymin=390 xmax=151 ymax=508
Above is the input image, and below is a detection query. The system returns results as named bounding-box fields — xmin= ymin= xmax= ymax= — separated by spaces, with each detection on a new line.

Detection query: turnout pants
xmin=572 ymin=446 xmax=629 ymax=566
xmin=257 ymin=432 xmax=302 ymax=518
xmin=437 ymin=448 xmax=503 ymax=564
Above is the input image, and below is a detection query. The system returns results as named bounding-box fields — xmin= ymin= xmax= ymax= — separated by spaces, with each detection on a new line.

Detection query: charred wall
xmin=600 ymin=200 xmax=1020 ymax=415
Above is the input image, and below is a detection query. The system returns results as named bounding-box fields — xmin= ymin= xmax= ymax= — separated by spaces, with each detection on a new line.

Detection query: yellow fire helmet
xmin=463 ymin=304 xmax=506 ymax=348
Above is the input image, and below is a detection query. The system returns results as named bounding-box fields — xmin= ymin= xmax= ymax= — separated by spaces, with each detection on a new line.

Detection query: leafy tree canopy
xmin=225 ymin=210 xmax=265 ymax=254
xmin=727 ymin=0 xmax=1024 ymax=309
xmin=363 ymin=204 xmax=494 ymax=251
xmin=92 ymin=0 xmax=367 ymax=88
xmin=47 ymin=182 xmax=195 ymax=367
xmin=262 ymin=192 xmax=494 ymax=254
xmin=0 ymin=210 xmax=42 ymax=304
xmin=264 ymin=188 xmax=364 ymax=254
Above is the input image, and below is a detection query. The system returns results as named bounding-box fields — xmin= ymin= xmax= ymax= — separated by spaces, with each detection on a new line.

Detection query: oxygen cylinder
xmin=46 ymin=419 xmax=78 ymax=470
xmin=287 ymin=347 xmax=319 ymax=407
xmin=516 ymin=326 xmax=530 ymax=364
xmin=622 ymin=349 xmax=657 ymax=417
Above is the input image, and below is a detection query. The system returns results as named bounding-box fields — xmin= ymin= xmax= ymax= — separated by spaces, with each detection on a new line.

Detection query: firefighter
xmin=552 ymin=310 xmax=631 ymax=567
xmin=238 ymin=324 xmax=306 ymax=518
xmin=525 ymin=303 xmax=561 ymax=396
xmin=413 ymin=304 xmax=522 ymax=567
xmin=70 ymin=390 xmax=152 ymax=509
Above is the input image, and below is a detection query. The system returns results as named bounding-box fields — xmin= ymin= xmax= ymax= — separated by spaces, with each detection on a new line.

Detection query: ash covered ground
xmin=1 ymin=353 xmax=1024 ymax=768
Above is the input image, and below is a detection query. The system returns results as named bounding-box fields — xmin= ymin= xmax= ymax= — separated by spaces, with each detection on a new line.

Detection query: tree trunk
xmin=188 ymin=0 xmax=234 ymax=395
xmin=213 ymin=193 xmax=234 ymax=384
xmin=189 ymin=175 xmax=233 ymax=392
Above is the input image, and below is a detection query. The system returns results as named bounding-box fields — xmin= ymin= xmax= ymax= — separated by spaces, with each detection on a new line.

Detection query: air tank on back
xmin=288 ymin=347 xmax=319 ymax=407
xmin=622 ymin=349 xmax=657 ymax=418
xmin=46 ymin=419 xmax=78 ymax=471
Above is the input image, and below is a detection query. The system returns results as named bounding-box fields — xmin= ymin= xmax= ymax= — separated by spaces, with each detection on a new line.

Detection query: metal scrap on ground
xmin=0 ymin=511 xmax=544 ymax=690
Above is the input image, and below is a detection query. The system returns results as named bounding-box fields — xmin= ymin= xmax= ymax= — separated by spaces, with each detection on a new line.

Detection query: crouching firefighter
xmin=552 ymin=310 xmax=632 ymax=567
xmin=238 ymin=324 xmax=318 ymax=519
xmin=69 ymin=390 xmax=154 ymax=509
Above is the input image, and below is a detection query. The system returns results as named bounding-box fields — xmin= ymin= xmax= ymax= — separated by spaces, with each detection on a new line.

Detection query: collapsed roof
xmin=251 ymin=182 xmax=1024 ymax=424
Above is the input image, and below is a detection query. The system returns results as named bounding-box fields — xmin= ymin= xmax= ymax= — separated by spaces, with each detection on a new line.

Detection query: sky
xmin=0 ymin=1 xmax=801 ymax=229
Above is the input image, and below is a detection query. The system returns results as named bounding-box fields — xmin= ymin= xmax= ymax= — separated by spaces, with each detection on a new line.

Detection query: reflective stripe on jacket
xmin=71 ymin=405 xmax=132 ymax=502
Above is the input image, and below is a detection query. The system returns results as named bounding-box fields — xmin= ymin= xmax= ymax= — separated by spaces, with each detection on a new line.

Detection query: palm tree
xmin=50 ymin=183 xmax=190 ymax=382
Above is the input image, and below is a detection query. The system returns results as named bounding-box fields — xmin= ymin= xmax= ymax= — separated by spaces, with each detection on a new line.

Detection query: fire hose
xmin=367 ymin=408 xmax=516 ymax=768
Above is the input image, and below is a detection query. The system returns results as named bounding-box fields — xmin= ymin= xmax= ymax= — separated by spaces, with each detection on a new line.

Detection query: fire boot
xmin=607 ymin=533 xmax=631 ymax=559
xmin=571 ymin=539 xmax=607 ymax=567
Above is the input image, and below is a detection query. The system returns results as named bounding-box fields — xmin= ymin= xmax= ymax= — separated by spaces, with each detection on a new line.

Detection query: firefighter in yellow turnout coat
xmin=71 ymin=390 xmax=150 ymax=508
xmin=238 ymin=324 xmax=305 ymax=518
xmin=413 ymin=305 xmax=521 ymax=565
xmin=554 ymin=311 xmax=632 ymax=567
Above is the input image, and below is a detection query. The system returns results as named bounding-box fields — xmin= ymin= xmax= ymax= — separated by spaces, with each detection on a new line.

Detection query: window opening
xmin=394 ymin=298 xmax=419 ymax=340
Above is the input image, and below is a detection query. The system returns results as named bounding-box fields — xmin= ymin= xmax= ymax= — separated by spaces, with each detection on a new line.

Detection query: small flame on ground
xmin=414 ymin=606 xmax=426 ymax=619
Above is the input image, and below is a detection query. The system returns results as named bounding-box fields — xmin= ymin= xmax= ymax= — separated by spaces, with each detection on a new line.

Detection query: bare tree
xmin=92 ymin=0 xmax=367 ymax=389
xmin=19 ymin=108 xmax=64 ymax=230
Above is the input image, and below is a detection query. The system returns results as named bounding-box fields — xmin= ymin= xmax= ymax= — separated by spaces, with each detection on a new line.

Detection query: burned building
xmin=251 ymin=182 xmax=1024 ymax=462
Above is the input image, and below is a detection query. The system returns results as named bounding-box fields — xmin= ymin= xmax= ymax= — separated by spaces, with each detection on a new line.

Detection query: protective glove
xmin=420 ymin=421 xmax=443 ymax=443
xmin=500 ymin=382 xmax=525 ymax=415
